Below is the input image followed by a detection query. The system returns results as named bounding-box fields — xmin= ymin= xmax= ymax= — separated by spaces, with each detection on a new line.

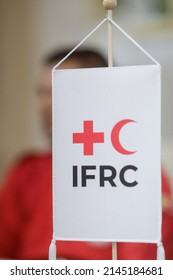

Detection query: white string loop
xmin=53 ymin=18 xmax=107 ymax=70
xmin=53 ymin=16 xmax=159 ymax=71
xmin=108 ymin=17 xmax=160 ymax=65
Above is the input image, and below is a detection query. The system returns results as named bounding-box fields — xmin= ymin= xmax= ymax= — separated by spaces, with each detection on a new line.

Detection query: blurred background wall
xmin=0 ymin=0 xmax=173 ymax=185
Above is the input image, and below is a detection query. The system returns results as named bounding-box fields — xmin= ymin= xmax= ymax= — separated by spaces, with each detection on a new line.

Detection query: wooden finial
xmin=103 ymin=0 xmax=117 ymax=10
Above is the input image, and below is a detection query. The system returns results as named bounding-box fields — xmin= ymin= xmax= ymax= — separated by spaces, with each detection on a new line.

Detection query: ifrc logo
xmin=73 ymin=119 xmax=137 ymax=156
xmin=72 ymin=120 xmax=138 ymax=188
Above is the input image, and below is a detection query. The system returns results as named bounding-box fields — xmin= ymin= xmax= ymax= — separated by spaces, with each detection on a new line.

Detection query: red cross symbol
xmin=73 ymin=121 xmax=104 ymax=156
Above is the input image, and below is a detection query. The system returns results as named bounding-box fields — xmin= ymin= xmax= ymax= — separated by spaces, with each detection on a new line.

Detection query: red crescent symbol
xmin=111 ymin=119 xmax=137 ymax=155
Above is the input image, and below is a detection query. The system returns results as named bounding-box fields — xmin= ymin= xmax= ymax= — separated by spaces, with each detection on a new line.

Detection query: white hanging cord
xmin=108 ymin=17 xmax=160 ymax=65
xmin=52 ymin=10 xmax=159 ymax=70
xmin=52 ymin=18 xmax=107 ymax=70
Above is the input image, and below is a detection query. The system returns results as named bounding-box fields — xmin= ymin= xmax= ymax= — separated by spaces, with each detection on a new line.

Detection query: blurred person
xmin=0 ymin=48 xmax=173 ymax=260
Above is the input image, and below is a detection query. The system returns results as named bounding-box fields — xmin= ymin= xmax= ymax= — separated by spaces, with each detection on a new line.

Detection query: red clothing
xmin=0 ymin=153 xmax=173 ymax=260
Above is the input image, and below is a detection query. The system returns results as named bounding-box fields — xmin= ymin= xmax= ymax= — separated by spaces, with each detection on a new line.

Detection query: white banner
xmin=52 ymin=65 xmax=161 ymax=243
